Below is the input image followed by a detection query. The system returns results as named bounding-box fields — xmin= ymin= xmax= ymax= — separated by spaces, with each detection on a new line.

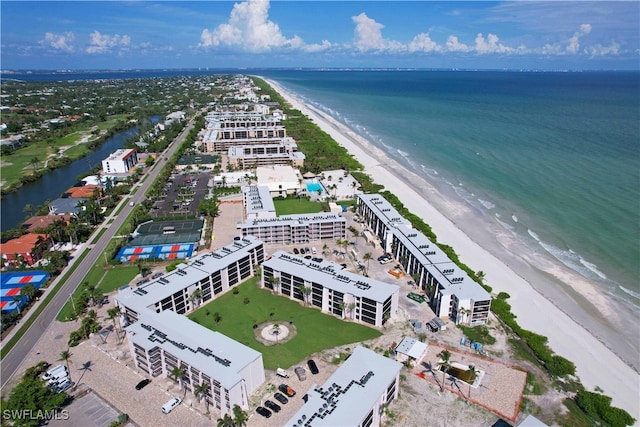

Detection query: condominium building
xmin=262 ymin=251 xmax=399 ymax=327
xmin=127 ymin=311 xmax=264 ymax=415
xmin=228 ymin=143 xmax=305 ymax=169
xmin=243 ymin=186 xmax=277 ymax=220
xmin=201 ymin=111 xmax=288 ymax=153
xmin=238 ymin=213 xmax=346 ymax=245
xmin=101 ymin=148 xmax=138 ymax=174
xmin=116 ymin=236 xmax=264 ymax=324
xmin=116 ymin=236 xmax=266 ymax=415
xmin=285 ymin=346 xmax=402 ymax=427
xmin=357 ymin=194 xmax=491 ymax=326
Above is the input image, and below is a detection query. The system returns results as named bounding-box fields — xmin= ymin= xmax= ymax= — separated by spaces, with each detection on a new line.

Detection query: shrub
xmin=576 ymin=390 xmax=635 ymax=427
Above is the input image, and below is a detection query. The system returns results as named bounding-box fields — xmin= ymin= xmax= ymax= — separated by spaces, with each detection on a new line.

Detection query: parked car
xmin=54 ymin=380 xmax=74 ymax=393
xmin=256 ymin=406 xmax=272 ymax=418
xmin=307 ymin=359 xmax=319 ymax=375
xmin=135 ymin=379 xmax=151 ymax=390
xmin=293 ymin=248 xmax=299 ymax=254
xmin=273 ymin=392 xmax=288 ymax=405
xmin=161 ymin=397 xmax=182 ymax=414
xmin=264 ymin=400 xmax=281 ymax=413
xmin=276 ymin=368 xmax=290 ymax=378
xmin=278 ymin=384 xmax=296 ymax=397
xmin=294 ymin=366 xmax=307 ymax=381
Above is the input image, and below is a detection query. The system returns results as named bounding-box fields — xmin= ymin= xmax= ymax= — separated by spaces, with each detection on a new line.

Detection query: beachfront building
xmin=201 ymin=110 xmax=289 ymax=153
xmin=101 ymin=148 xmax=138 ymax=174
xmin=116 ymin=236 xmax=264 ymax=324
xmin=255 ymin=165 xmax=303 ymax=198
xmin=262 ymin=251 xmax=399 ymax=327
xmin=116 ymin=236 xmax=265 ymax=415
xmin=357 ymin=194 xmax=491 ymax=326
xmin=238 ymin=213 xmax=346 ymax=245
xmin=228 ymin=143 xmax=305 ymax=169
xmin=126 ymin=311 xmax=264 ymax=416
xmin=243 ymin=186 xmax=276 ymax=220
xmin=285 ymin=345 xmax=402 ymax=427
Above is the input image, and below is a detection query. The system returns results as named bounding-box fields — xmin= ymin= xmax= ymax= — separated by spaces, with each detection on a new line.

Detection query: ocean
xmin=6 ymin=68 xmax=639 ymax=358
xmin=257 ymin=70 xmax=640 ymax=312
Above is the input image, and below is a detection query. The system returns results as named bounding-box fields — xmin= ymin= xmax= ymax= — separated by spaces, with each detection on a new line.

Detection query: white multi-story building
xmin=262 ymin=251 xmax=399 ymax=327
xmin=357 ymin=194 xmax=491 ymax=326
xmin=238 ymin=213 xmax=346 ymax=245
xmin=127 ymin=311 xmax=264 ymax=415
xmin=243 ymin=186 xmax=277 ymax=220
xmin=285 ymin=346 xmax=402 ymax=427
xmin=228 ymin=143 xmax=305 ymax=169
xmin=201 ymin=111 xmax=289 ymax=153
xmin=101 ymin=148 xmax=138 ymax=174
xmin=255 ymin=165 xmax=303 ymax=197
xmin=116 ymin=237 xmax=266 ymax=415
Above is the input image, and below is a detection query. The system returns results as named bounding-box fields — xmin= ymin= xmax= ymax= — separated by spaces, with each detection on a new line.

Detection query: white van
xmin=47 ymin=370 xmax=69 ymax=386
xmin=162 ymin=397 xmax=181 ymax=414
xmin=42 ymin=365 xmax=67 ymax=381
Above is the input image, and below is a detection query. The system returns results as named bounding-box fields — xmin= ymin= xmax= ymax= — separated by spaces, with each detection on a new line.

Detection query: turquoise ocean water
xmin=260 ymin=70 xmax=640 ymax=309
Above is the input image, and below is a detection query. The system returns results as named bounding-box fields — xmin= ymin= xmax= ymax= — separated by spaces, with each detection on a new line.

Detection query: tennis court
xmin=0 ymin=271 xmax=50 ymax=313
xmin=115 ymin=243 xmax=195 ymax=262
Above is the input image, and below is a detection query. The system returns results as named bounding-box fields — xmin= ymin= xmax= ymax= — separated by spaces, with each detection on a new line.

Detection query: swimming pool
xmin=307 ymin=182 xmax=323 ymax=193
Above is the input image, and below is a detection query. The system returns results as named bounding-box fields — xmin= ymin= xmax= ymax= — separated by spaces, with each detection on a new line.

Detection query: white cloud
xmin=86 ymin=31 xmax=131 ymax=54
xmin=408 ymin=33 xmax=441 ymax=53
xmin=351 ymin=13 xmax=404 ymax=52
xmin=445 ymin=35 xmax=470 ymax=52
xmin=41 ymin=32 xmax=75 ymax=52
xmin=474 ymin=33 xmax=514 ymax=54
xmin=200 ymin=0 xmax=315 ymax=52
xmin=585 ymin=42 xmax=620 ymax=58
xmin=540 ymin=23 xmax=592 ymax=56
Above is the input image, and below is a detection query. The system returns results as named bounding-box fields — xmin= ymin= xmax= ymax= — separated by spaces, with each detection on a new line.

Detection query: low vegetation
xmin=189 ymin=277 xmax=381 ymax=369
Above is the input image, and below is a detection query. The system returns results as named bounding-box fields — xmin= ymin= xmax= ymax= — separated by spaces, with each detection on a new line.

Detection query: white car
xmin=162 ymin=397 xmax=182 ymax=414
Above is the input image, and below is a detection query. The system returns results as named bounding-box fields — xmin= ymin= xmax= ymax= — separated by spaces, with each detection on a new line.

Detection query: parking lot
xmin=153 ymin=171 xmax=211 ymax=217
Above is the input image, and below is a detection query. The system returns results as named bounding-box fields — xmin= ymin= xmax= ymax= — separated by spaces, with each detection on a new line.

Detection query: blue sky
xmin=1 ymin=1 xmax=638 ymax=70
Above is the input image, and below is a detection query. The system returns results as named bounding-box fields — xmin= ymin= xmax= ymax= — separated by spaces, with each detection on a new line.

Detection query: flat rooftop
xmin=285 ymin=346 xmax=402 ymax=426
xmin=263 ymin=251 xmax=398 ymax=303
xmin=127 ymin=310 xmax=262 ymax=390
xmin=357 ymin=194 xmax=411 ymax=227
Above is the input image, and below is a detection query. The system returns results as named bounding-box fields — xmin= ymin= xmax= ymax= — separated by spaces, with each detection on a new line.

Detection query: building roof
xmin=127 ymin=310 xmax=262 ymax=390
xmin=48 ymin=198 xmax=86 ymax=215
xmin=116 ymin=236 xmax=262 ymax=314
xmin=104 ymin=148 xmax=136 ymax=161
xmin=256 ymin=165 xmax=301 ymax=188
xmin=240 ymin=212 xmax=346 ymax=229
xmin=243 ymin=186 xmax=276 ymax=217
xmin=22 ymin=215 xmax=71 ymax=232
xmin=263 ymin=251 xmax=398 ymax=303
xmin=285 ymin=346 xmax=402 ymax=427
xmin=64 ymin=185 xmax=101 ymax=199
xmin=395 ymin=337 xmax=428 ymax=360
xmin=0 ymin=233 xmax=46 ymax=255
xmin=357 ymin=193 xmax=411 ymax=227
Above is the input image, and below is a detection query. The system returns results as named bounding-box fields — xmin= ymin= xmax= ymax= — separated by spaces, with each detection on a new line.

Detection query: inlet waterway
xmin=1 ymin=116 xmax=161 ymax=232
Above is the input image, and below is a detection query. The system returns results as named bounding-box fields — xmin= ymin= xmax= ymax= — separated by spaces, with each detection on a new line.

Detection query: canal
xmin=1 ymin=116 xmax=161 ymax=232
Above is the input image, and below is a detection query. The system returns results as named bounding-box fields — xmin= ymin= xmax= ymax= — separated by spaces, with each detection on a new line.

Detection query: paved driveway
xmin=48 ymin=389 xmax=123 ymax=427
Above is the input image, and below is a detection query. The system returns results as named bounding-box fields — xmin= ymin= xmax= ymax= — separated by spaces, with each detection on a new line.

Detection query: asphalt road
xmin=0 ymin=117 xmax=196 ymax=390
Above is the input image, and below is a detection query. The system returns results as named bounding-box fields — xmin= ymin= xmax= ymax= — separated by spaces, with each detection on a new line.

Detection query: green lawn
xmin=56 ymin=265 xmax=139 ymax=321
xmin=189 ymin=277 xmax=381 ymax=369
xmin=273 ymin=198 xmax=326 ymax=216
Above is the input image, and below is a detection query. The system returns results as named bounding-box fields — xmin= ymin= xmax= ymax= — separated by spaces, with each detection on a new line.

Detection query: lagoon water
xmin=258 ymin=70 xmax=640 ymax=311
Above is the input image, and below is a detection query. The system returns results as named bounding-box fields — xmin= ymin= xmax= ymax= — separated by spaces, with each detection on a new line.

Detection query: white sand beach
xmin=264 ymin=78 xmax=640 ymax=418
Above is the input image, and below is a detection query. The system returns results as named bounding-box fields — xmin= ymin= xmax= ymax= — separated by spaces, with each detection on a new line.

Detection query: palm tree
xmin=339 ymin=302 xmax=347 ymax=319
xmin=216 ymin=414 xmax=235 ymax=427
xmin=272 ymin=276 xmax=281 ymax=295
xmin=189 ymin=288 xmax=203 ymax=308
xmin=213 ymin=312 xmax=222 ymax=325
xmin=194 ymin=382 xmax=209 ymax=410
xmin=322 ymin=244 xmax=329 ymax=256
xmin=107 ymin=306 xmax=122 ymax=342
xmin=347 ymin=302 xmax=357 ymax=320
xmin=475 ymin=270 xmax=486 ymax=283
xmin=466 ymin=365 xmax=478 ymax=398
xmin=232 ymin=404 xmax=248 ymax=427
xmin=363 ymin=252 xmax=373 ymax=274
xmin=170 ymin=365 xmax=186 ymax=394
xmin=438 ymin=350 xmax=451 ymax=392
xmin=59 ymin=349 xmax=73 ymax=381
xmin=12 ymin=295 xmax=23 ymax=314
xmin=300 ymin=285 xmax=312 ymax=306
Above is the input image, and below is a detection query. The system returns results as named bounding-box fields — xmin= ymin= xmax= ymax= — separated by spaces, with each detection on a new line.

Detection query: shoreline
xmin=263 ymin=78 xmax=640 ymax=418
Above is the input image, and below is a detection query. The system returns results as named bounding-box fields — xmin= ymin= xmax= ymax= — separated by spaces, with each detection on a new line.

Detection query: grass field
xmin=56 ymin=264 xmax=139 ymax=321
xmin=188 ymin=277 xmax=381 ymax=369
xmin=273 ymin=198 xmax=326 ymax=216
